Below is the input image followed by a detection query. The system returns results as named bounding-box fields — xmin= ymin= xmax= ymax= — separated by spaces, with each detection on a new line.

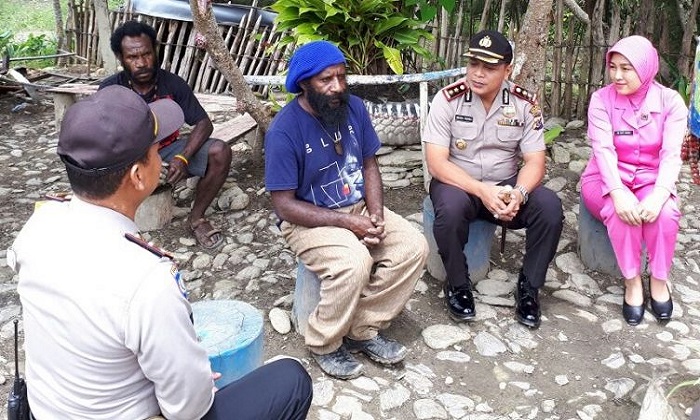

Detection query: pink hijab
xmin=606 ymin=35 xmax=659 ymax=106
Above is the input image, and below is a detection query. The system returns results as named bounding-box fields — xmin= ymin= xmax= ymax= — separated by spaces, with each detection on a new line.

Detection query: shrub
xmin=271 ymin=0 xmax=435 ymax=75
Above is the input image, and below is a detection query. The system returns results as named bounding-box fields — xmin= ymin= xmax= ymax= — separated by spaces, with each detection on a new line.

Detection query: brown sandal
xmin=189 ymin=218 xmax=224 ymax=249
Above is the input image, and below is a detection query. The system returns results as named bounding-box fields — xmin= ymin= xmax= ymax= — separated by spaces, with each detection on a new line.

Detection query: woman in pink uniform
xmin=581 ymin=35 xmax=688 ymax=326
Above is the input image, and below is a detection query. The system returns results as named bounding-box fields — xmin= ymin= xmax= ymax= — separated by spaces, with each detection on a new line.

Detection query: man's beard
xmin=126 ymin=65 xmax=157 ymax=86
xmin=306 ymin=87 xmax=350 ymax=127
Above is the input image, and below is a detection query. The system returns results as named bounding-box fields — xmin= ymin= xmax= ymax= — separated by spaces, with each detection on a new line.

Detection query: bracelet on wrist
xmin=174 ymin=154 xmax=189 ymax=166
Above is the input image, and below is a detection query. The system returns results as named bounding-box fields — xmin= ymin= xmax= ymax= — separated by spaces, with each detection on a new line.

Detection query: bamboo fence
xmin=63 ymin=0 xmax=292 ymax=97
xmin=63 ymin=1 xmax=608 ymax=119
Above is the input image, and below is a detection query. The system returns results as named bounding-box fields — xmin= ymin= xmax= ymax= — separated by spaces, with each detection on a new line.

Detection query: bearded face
xmin=305 ymin=84 xmax=350 ymax=127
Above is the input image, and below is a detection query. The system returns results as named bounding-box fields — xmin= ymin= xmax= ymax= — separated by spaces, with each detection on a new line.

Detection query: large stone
xmin=577 ymin=192 xmax=622 ymax=277
xmin=135 ymin=185 xmax=174 ymax=231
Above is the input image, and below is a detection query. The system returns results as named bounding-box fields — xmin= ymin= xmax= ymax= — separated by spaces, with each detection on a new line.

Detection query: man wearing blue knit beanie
xmin=265 ymin=40 xmax=428 ymax=380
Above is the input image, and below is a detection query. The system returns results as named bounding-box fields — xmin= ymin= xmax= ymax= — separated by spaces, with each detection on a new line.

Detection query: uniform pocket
xmin=496 ymin=125 xmax=521 ymax=143
xmin=451 ymin=124 xmax=478 ymax=143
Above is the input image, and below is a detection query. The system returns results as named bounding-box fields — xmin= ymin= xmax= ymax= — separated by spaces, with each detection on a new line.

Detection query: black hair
xmin=65 ymin=152 xmax=151 ymax=200
xmin=110 ymin=20 xmax=158 ymax=56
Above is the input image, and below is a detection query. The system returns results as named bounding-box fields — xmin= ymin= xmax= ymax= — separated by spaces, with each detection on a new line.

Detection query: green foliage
xmin=0 ymin=31 xmax=57 ymax=68
xmin=661 ymin=55 xmax=692 ymax=105
xmin=271 ymin=0 xmax=436 ymax=76
xmin=0 ymin=31 xmax=14 ymax=57
xmin=544 ymin=123 xmax=564 ymax=146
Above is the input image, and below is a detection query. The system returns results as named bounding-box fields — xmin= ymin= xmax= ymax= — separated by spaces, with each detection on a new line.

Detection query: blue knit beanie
xmin=285 ymin=41 xmax=347 ymax=94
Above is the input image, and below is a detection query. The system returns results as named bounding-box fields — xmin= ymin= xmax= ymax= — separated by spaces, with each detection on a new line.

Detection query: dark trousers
xmin=429 ymin=177 xmax=563 ymax=289
xmin=202 ymin=358 xmax=312 ymax=420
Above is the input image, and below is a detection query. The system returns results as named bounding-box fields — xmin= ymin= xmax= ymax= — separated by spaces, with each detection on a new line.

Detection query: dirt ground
xmin=1 ymin=85 xmax=700 ymax=419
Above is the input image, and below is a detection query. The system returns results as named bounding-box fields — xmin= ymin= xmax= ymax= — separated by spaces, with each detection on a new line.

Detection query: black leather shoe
xmin=345 ymin=334 xmax=407 ymax=365
xmin=622 ymin=300 xmax=645 ymax=326
xmin=443 ymin=283 xmax=476 ymax=321
xmin=515 ymin=272 xmax=541 ymax=329
xmin=650 ymin=286 xmax=673 ymax=322
xmin=311 ymin=345 xmax=364 ymax=380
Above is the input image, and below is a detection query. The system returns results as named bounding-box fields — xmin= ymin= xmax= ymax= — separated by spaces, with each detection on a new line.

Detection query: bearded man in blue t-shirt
xmin=265 ymin=41 xmax=428 ymax=380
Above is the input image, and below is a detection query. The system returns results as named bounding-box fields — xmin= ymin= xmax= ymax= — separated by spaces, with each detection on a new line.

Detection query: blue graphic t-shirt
xmin=264 ymin=95 xmax=381 ymax=212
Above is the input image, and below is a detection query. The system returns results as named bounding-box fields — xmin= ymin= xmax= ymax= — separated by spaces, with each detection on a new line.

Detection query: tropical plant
xmin=0 ymin=30 xmax=14 ymax=57
xmin=271 ymin=0 xmax=435 ymax=75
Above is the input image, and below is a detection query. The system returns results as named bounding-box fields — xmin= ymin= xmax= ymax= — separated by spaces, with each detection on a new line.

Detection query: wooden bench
xmin=47 ymin=83 xmax=257 ymax=144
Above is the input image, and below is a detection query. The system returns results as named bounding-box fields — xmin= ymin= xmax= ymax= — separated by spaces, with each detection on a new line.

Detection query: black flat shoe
xmin=622 ymin=300 xmax=645 ymax=326
xmin=650 ymin=287 xmax=673 ymax=322
xmin=443 ymin=283 xmax=476 ymax=321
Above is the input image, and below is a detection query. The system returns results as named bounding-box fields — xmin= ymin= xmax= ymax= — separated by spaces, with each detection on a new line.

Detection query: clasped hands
xmin=351 ymin=212 xmax=386 ymax=247
xmin=484 ymin=185 xmax=522 ymax=222
xmin=610 ymin=188 xmax=667 ymax=226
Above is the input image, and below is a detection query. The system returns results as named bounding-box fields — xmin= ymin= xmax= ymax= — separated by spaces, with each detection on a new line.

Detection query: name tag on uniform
xmin=455 ymin=115 xmax=473 ymax=123
xmin=614 ymin=130 xmax=633 ymax=135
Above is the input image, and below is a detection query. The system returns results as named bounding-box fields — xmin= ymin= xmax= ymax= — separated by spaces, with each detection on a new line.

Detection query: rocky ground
xmin=0 ymin=89 xmax=699 ymax=419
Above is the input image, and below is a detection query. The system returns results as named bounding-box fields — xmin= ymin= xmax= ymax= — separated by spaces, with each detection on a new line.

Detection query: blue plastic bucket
xmin=192 ymin=300 xmax=264 ymax=388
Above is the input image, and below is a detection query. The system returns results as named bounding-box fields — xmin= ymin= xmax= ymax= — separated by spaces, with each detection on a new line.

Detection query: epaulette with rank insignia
xmin=442 ymin=80 xmax=470 ymax=102
xmin=124 ymin=233 xmax=174 ymax=261
xmin=510 ymin=84 xmax=538 ymax=105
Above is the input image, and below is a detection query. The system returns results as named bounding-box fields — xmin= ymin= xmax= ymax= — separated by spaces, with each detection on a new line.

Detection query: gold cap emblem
xmin=478 ymin=36 xmax=492 ymax=48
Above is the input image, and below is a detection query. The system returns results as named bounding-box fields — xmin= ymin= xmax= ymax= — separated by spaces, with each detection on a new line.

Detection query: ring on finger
xmin=493 ymin=213 xmax=499 ymax=220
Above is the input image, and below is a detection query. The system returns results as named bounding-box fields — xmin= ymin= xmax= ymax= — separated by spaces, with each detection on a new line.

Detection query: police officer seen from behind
xmin=422 ymin=30 xmax=564 ymax=328
xmin=8 ymin=86 xmax=312 ymax=420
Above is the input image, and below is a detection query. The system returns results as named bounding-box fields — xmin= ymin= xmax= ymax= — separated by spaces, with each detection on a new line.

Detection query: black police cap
xmin=463 ymin=30 xmax=513 ymax=64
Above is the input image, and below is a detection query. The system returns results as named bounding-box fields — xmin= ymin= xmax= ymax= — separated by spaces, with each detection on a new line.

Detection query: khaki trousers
xmin=281 ymin=201 xmax=428 ymax=354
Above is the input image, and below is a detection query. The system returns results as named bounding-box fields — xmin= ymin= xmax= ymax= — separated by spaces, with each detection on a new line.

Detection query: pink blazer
xmin=581 ymin=81 xmax=688 ymax=196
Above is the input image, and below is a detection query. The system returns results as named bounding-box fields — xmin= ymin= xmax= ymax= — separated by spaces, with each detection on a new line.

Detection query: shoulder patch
xmin=442 ymin=80 xmax=470 ymax=102
xmin=510 ymin=84 xmax=538 ymax=105
xmin=124 ymin=233 xmax=174 ymax=260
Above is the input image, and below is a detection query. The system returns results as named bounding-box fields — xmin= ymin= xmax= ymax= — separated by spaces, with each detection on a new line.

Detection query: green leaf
xmin=419 ymin=5 xmax=438 ymax=22
xmin=544 ymin=124 xmax=564 ymax=145
xmin=377 ymin=41 xmax=403 ymax=74
xmin=375 ymin=17 xmax=408 ymax=35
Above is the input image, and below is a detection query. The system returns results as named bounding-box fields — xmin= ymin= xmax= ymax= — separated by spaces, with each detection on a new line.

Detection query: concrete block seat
xmin=422 ymin=196 xmax=497 ymax=283
xmin=577 ymin=192 xmax=622 ymax=277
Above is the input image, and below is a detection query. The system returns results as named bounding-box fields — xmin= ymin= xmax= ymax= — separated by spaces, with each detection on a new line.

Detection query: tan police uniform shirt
xmin=423 ymin=78 xmax=545 ymax=184
xmin=8 ymin=197 xmax=214 ymax=420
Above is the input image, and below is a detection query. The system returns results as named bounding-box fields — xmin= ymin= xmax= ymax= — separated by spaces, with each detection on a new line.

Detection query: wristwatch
xmin=515 ymin=185 xmax=529 ymax=205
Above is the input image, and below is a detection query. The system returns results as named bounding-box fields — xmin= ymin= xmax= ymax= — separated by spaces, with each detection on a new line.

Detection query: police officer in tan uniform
xmin=422 ymin=30 xmax=563 ymax=328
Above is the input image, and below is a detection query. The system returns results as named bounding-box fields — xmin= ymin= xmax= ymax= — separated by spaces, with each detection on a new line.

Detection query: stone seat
xmin=291 ymin=263 xmax=321 ymax=336
xmin=422 ymin=196 xmax=497 ymax=283
xmin=577 ymin=192 xmax=647 ymax=277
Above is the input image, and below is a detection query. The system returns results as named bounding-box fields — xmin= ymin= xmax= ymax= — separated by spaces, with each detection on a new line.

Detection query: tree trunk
xmin=93 ymin=0 xmax=118 ymax=74
xmin=189 ymin=0 xmax=271 ymax=160
xmin=563 ymin=18 xmax=576 ymax=117
xmin=678 ymin=0 xmax=700 ymax=78
xmin=606 ymin=0 xmax=620 ymax=47
xmin=53 ymin=0 xmax=67 ymax=66
xmin=497 ymin=0 xmax=510 ymax=32
xmin=478 ymin=0 xmax=494 ymax=31
xmin=589 ymin=0 xmax=606 ymax=88
xmin=551 ymin=0 xmax=563 ymax=116
xmin=512 ymin=0 xmax=554 ymax=98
